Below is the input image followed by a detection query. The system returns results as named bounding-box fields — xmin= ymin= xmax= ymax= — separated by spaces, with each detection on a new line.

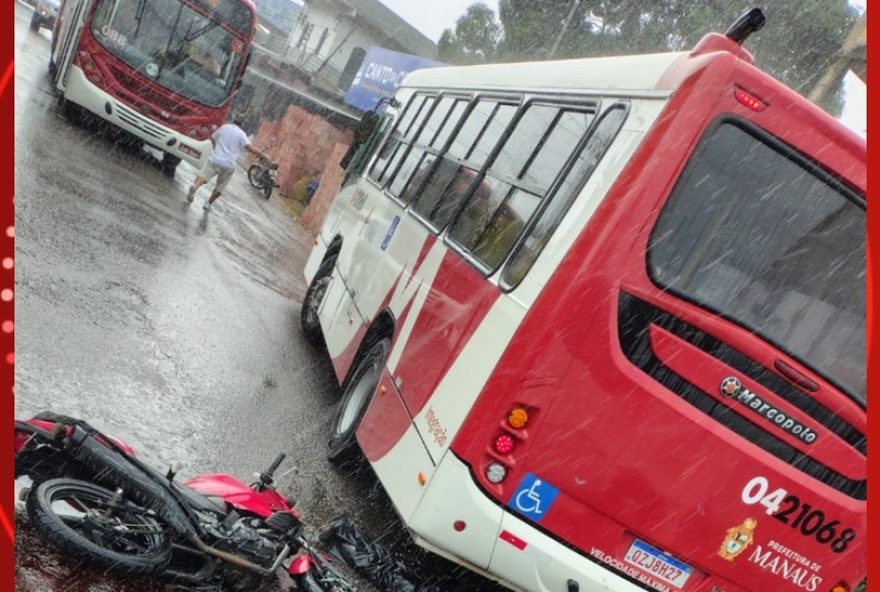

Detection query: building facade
xmin=286 ymin=0 xmax=437 ymax=95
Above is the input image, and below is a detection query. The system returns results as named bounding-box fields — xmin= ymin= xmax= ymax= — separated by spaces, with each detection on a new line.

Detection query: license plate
xmin=624 ymin=539 xmax=693 ymax=589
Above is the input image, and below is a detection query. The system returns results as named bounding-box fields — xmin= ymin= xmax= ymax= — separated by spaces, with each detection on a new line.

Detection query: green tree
xmin=489 ymin=0 xmax=858 ymax=113
xmin=438 ymin=2 xmax=502 ymax=64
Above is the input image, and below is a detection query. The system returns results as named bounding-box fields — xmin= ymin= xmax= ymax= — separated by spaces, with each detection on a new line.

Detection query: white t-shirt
xmin=209 ymin=124 xmax=250 ymax=170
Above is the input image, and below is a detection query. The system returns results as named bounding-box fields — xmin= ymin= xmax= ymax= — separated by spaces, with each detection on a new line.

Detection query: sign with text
xmin=344 ymin=46 xmax=443 ymax=112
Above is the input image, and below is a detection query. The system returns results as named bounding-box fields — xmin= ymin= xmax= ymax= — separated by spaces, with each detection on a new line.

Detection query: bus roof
xmin=402 ymin=51 xmax=686 ymax=95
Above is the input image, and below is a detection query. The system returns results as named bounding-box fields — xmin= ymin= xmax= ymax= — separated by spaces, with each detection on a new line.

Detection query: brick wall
xmin=250 ymin=105 xmax=353 ymax=198
xmin=300 ymin=142 xmax=348 ymax=234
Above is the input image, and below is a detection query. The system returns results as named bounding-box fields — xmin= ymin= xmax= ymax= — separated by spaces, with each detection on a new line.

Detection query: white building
xmin=286 ymin=0 xmax=437 ymax=94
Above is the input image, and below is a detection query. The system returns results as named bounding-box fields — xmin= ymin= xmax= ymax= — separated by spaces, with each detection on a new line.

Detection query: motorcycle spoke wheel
xmin=26 ymin=478 xmax=171 ymax=575
xmin=247 ymin=164 xmax=263 ymax=188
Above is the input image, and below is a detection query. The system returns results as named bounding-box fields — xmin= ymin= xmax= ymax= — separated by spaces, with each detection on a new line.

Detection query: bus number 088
xmin=740 ymin=477 xmax=855 ymax=553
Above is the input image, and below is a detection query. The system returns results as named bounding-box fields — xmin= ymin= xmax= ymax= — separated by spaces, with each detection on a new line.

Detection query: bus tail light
xmin=493 ymin=434 xmax=515 ymax=455
xmin=486 ymin=462 xmax=507 ymax=484
xmin=734 ymin=86 xmax=767 ymax=112
xmin=829 ymin=583 xmax=850 ymax=592
xmin=508 ymin=407 xmax=529 ymax=429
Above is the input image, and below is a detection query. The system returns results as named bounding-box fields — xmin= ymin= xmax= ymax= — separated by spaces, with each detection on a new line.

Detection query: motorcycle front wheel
xmin=26 ymin=477 xmax=172 ymax=575
xmin=248 ymin=164 xmax=264 ymax=188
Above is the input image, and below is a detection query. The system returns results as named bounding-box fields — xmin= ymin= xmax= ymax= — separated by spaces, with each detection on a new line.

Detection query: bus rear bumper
xmin=408 ymin=454 xmax=646 ymax=592
xmin=64 ymin=65 xmax=211 ymax=168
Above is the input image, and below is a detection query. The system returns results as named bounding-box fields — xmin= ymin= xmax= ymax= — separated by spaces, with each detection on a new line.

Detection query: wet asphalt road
xmin=13 ymin=3 xmax=501 ymax=591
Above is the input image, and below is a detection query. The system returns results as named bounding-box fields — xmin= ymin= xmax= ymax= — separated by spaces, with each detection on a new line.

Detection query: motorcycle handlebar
xmin=265 ymin=453 xmax=286 ymax=477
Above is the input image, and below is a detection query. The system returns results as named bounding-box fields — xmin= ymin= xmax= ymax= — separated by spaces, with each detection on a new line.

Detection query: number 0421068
xmin=740 ymin=477 xmax=856 ymax=553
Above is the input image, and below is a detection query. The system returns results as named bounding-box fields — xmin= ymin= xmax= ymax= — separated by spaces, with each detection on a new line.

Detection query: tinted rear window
xmin=649 ymin=122 xmax=865 ymax=404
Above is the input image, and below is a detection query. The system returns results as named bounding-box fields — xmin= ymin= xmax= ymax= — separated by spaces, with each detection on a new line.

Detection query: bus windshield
xmin=91 ymin=0 xmax=247 ymax=107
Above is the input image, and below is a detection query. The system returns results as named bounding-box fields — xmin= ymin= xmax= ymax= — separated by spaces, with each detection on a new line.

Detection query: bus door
xmin=486 ymin=74 xmax=865 ymax=591
xmin=51 ymin=0 xmax=90 ymax=89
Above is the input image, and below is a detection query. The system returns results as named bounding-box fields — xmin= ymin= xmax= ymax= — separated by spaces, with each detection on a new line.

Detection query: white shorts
xmin=202 ymin=161 xmax=235 ymax=192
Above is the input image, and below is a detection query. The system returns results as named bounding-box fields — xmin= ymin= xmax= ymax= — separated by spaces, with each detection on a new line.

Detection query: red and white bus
xmin=301 ymin=12 xmax=866 ymax=592
xmin=49 ymin=0 xmax=255 ymax=174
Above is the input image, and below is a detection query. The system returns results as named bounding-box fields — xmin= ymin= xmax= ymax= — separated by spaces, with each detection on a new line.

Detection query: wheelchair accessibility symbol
xmin=508 ymin=473 xmax=560 ymax=523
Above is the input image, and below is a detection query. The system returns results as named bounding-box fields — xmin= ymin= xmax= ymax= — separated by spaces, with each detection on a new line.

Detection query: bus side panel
xmin=365 ymin=373 xmax=436 ymax=523
xmin=408 ymin=453 xmax=505 ymax=571
xmin=387 ymin=251 xmax=501 ymax=420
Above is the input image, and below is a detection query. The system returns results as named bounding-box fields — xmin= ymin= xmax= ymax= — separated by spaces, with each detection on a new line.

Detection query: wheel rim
xmin=43 ymin=482 xmax=166 ymax=557
xmin=248 ymin=167 xmax=262 ymax=187
xmin=335 ymin=358 xmax=381 ymax=437
xmin=303 ymin=276 xmax=330 ymax=329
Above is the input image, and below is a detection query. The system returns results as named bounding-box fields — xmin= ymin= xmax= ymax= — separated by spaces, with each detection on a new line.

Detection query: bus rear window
xmin=648 ymin=122 xmax=865 ymax=403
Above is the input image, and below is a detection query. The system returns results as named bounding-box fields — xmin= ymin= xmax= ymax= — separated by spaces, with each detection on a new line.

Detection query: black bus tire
xmin=300 ymin=257 xmax=335 ymax=345
xmin=327 ymin=339 xmax=389 ymax=463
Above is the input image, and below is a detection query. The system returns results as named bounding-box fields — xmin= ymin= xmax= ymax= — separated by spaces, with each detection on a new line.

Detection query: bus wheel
xmin=300 ymin=257 xmax=335 ymax=344
xmin=327 ymin=339 xmax=389 ymax=463
xmin=161 ymin=154 xmax=181 ymax=177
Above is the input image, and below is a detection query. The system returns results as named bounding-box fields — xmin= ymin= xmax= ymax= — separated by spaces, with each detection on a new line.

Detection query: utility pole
xmin=549 ymin=0 xmax=581 ymax=59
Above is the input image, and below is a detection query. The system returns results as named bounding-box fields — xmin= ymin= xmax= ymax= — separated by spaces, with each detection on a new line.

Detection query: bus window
xmin=490 ymin=105 xmax=559 ymax=180
xmin=399 ymin=98 xmax=469 ymax=204
xmin=503 ymin=105 xmax=628 ymax=287
xmin=368 ymin=93 xmax=432 ymax=185
xmin=448 ymin=103 xmax=595 ymax=272
xmin=520 ymin=110 xmax=596 ymax=190
xmin=466 ymin=104 xmax=516 ymax=165
xmin=416 ymin=96 xmax=457 ymax=145
xmin=648 ymin=121 xmax=865 ymax=402
xmin=432 ymin=100 xmax=468 ymax=148
xmin=388 ymin=146 xmax=425 ymax=198
xmin=410 ymin=99 xmax=516 ymax=228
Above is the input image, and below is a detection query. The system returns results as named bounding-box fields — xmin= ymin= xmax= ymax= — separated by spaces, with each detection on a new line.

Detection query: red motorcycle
xmin=14 ymin=412 xmax=358 ymax=592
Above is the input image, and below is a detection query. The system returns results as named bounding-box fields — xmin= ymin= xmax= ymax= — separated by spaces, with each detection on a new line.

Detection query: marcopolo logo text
xmin=719 ymin=377 xmax=817 ymax=444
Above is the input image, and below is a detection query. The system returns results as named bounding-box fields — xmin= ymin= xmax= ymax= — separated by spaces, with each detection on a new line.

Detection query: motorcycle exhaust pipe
xmin=188 ymin=535 xmax=291 ymax=575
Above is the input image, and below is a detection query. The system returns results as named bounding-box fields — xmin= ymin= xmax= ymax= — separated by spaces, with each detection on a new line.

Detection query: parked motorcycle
xmin=14 ymin=412 xmax=358 ymax=592
xmin=248 ymin=158 xmax=279 ymax=200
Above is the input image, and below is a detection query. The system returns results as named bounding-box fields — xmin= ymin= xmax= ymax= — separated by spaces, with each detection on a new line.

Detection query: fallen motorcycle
xmin=14 ymin=412 xmax=358 ymax=592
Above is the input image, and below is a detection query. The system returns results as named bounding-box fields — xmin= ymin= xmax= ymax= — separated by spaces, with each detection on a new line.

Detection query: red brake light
xmin=734 ymin=86 xmax=767 ymax=112
xmin=494 ymin=434 xmax=515 ymax=455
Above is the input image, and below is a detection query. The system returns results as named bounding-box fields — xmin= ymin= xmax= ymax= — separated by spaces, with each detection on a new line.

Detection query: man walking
xmin=186 ymin=118 xmax=273 ymax=211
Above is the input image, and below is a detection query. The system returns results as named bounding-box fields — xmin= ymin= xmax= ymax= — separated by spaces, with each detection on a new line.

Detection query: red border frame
xmin=866 ymin=6 xmax=877 ymax=592
xmin=0 ymin=5 xmax=873 ymax=592
xmin=2 ymin=0 xmax=14 ymax=585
